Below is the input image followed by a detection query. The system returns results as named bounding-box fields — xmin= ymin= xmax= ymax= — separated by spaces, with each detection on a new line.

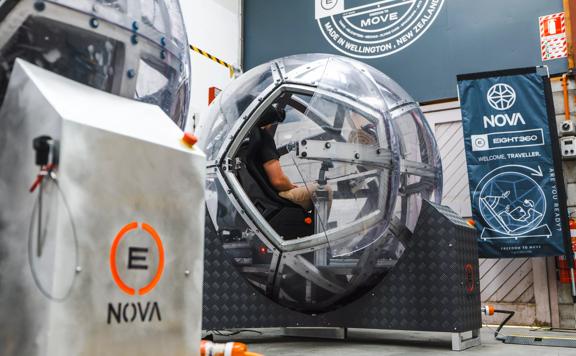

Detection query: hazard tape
xmin=189 ymin=45 xmax=238 ymax=78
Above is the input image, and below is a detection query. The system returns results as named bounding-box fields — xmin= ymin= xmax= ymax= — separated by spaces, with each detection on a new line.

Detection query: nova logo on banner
xmin=457 ymin=68 xmax=570 ymax=258
xmin=486 ymin=84 xmax=516 ymax=110
xmin=483 ymin=84 xmax=526 ymax=129
xmin=316 ymin=0 xmax=445 ymax=58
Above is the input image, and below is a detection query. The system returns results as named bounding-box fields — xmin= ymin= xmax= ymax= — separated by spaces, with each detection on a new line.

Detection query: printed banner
xmin=457 ymin=68 xmax=570 ymax=258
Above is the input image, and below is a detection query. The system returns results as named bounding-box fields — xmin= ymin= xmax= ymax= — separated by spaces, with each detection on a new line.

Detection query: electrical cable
xmin=483 ymin=323 xmax=510 ymax=339
xmin=487 ymin=306 xmax=576 ymax=347
xmin=204 ymin=329 xmax=263 ymax=338
xmin=27 ymin=175 xmax=79 ymax=302
xmin=550 ymin=328 xmax=576 ymax=333
xmin=492 ymin=309 xmax=515 ymax=342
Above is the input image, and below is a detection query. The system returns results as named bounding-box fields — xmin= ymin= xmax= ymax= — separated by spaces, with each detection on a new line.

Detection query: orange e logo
xmin=110 ymin=222 xmax=165 ymax=296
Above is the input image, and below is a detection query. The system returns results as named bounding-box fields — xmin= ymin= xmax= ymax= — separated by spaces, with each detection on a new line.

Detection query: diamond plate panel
xmin=203 ymin=201 xmax=482 ymax=332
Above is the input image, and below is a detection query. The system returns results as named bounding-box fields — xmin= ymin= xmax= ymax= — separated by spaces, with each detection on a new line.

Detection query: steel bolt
xmin=127 ymin=69 xmax=136 ymax=79
xmin=132 ymin=21 xmax=139 ymax=31
xmin=34 ymin=1 xmax=45 ymax=11
xmin=184 ymin=270 xmax=190 ymax=277
xmin=131 ymin=34 xmax=138 ymax=45
xmin=89 ymin=18 xmax=99 ymax=28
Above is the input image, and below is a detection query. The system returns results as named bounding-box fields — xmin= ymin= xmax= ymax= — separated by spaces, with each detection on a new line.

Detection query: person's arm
xmin=263 ymin=159 xmax=297 ymax=192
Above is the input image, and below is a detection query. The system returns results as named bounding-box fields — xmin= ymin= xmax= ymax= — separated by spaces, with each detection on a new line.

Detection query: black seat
xmin=235 ymin=128 xmax=314 ymax=240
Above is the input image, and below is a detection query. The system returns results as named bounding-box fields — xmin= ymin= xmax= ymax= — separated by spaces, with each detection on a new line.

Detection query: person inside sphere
xmin=254 ymin=104 xmax=330 ymax=212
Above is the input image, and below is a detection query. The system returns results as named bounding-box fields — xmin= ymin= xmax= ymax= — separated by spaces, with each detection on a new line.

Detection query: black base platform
xmin=203 ymin=201 xmax=482 ymax=344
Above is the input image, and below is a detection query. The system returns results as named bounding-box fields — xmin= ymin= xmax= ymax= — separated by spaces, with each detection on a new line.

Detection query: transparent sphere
xmin=200 ymin=54 xmax=442 ymax=313
xmin=0 ymin=0 xmax=191 ymax=128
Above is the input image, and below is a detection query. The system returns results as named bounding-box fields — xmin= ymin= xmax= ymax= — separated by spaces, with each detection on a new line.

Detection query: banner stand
xmin=457 ymin=67 xmax=573 ymax=261
xmin=542 ymin=75 xmax=575 ymax=268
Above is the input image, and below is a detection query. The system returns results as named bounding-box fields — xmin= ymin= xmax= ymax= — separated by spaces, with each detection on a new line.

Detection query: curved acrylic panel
xmin=296 ymin=57 xmax=400 ymax=256
xmin=200 ymin=61 xmax=275 ymax=161
xmin=0 ymin=0 xmax=191 ymax=127
xmin=200 ymin=53 xmax=442 ymax=313
xmin=391 ymin=108 xmax=443 ymax=231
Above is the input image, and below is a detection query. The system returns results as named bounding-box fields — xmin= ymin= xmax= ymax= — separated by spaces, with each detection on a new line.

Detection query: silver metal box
xmin=0 ymin=60 xmax=205 ymax=356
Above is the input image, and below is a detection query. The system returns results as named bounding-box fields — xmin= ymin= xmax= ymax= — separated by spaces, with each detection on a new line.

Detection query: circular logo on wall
xmin=321 ymin=0 xmax=339 ymax=10
xmin=316 ymin=0 xmax=445 ymax=59
xmin=487 ymin=83 xmax=517 ymax=111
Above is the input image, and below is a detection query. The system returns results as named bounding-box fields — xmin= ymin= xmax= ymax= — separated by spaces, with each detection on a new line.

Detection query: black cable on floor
xmin=203 ymin=329 xmax=263 ymax=339
xmin=493 ymin=309 xmax=515 ymax=342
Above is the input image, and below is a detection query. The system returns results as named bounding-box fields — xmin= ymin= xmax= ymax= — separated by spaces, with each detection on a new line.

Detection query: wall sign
xmin=539 ymin=12 xmax=567 ymax=61
xmin=244 ymin=0 xmax=568 ymax=103
xmin=457 ymin=68 xmax=571 ymax=258
xmin=315 ymin=0 xmax=445 ymax=59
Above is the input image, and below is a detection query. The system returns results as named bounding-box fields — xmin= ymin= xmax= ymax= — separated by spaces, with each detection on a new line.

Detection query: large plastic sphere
xmin=0 ymin=0 xmax=191 ymax=128
xmin=200 ymin=54 xmax=442 ymax=313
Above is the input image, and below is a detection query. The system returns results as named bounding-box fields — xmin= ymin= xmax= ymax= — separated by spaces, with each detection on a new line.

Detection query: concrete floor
xmin=205 ymin=327 xmax=576 ymax=355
